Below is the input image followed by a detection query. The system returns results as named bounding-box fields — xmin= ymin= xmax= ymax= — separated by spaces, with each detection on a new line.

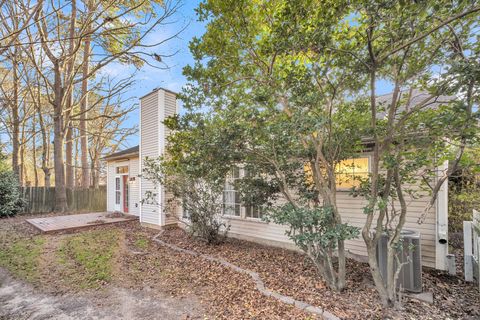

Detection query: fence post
xmin=464 ymin=221 xmax=474 ymax=282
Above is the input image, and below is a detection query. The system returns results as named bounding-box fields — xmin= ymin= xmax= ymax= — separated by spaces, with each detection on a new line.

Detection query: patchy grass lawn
xmin=0 ymin=236 xmax=44 ymax=282
xmin=57 ymin=229 xmax=121 ymax=289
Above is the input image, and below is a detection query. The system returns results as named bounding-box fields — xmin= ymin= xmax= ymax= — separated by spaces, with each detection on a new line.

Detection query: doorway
xmin=114 ymin=164 xmax=129 ymax=213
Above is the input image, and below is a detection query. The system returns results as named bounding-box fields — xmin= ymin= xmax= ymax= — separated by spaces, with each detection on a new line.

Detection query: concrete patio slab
xmin=26 ymin=212 xmax=138 ymax=233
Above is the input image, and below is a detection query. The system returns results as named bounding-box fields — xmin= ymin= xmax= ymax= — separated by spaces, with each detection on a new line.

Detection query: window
xmin=182 ymin=208 xmax=189 ymax=219
xmin=116 ymin=165 xmax=128 ymax=174
xmin=115 ymin=177 xmax=121 ymax=204
xmin=335 ymin=157 xmax=369 ymax=189
xmin=125 ymin=182 xmax=129 ymax=207
xmin=245 ymin=205 xmax=263 ymax=219
xmin=182 ymin=197 xmax=190 ymax=219
xmin=223 ymin=167 xmax=241 ymax=216
xmin=222 ymin=167 xmax=265 ymax=220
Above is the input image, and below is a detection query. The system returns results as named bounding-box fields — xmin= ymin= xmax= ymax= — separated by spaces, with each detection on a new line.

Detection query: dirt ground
xmin=0 ymin=213 xmax=204 ymax=320
xmin=1 ymin=213 xmax=479 ymax=320
xmin=0 ymin=267 xmax=202 ymax=320
xmin=0 ymin=214 xmax=309 ymax=320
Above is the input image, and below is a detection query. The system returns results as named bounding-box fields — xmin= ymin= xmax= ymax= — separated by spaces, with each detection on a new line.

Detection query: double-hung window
xmin=223 ymin=167 xmax=264 ymax=219
xmin=223 ymin=167 xmax=241 ymax=216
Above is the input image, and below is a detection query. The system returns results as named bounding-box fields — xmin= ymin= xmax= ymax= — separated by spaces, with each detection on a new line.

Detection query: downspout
xmin=435 ymin=160 xmax=451 ymax=271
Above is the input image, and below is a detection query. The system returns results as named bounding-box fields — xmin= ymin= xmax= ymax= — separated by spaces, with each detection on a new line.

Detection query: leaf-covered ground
xmin=0 ymin=214 xmax=478 ymax=319
xmin=158 ymin=228 xmax=480 ymax=320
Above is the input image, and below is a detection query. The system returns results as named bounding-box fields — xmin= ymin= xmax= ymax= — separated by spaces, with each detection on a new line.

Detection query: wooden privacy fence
xmin=20 ymin=186 xmax=107 ymax=214
xmin=464 ymin=209 xmax=480 ymax=291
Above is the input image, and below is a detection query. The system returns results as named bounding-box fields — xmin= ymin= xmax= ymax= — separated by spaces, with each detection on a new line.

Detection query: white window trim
xmin=114 ymin=161 xmax=130 ymax=212
xmin=223 ymin=166 xmax=241 ymax=218
xmin=222 ymin=166 xmax=266 ymax=221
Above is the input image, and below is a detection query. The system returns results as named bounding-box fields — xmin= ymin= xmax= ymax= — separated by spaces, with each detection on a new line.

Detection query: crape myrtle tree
xmin=178 ymin=0 xmax=371 ymax=291
xmin=338 ymin=0 xmax=480 ymax=308
xmin=181 ymin=0 xmax=480 ymax=304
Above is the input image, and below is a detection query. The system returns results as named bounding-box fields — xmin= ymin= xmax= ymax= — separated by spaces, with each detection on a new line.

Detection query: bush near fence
xmin=20 ymin=186 xmax=106 ymax=214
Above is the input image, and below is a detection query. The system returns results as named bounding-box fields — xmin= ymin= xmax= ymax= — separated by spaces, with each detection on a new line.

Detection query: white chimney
xmin=139 ymin=88 xmax=178 ymax=226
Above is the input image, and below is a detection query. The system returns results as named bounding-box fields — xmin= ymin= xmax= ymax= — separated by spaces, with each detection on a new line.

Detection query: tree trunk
xmin=36 ymin=90 xmax=51 ymax=188
xmin=20 ymin=130 xmax=27 ymax=185
xmin=53 ymin=64 xmax=67 ymax=212
xmin=32 ymin=114 xmax=39 ymax=187
xmin=95 ymin=158 xmax=100 ymax=188
xmin=93 ymin=156 xmax=100 ymax=188
xmin=74 ymin=132 xmax=80 ymax=186
xmin=65 ymin=121 xmax=74 ymax=189
xmin=44 ymin=168 xmax=51 ymax=188
xmin=366 ymin=245 xmax=392 ymax=307
xmin=80 ymin=14 xmax=91 ymax=188
xmin=11 ymin=52 xmax=20 ymax=180
xmin=90 ymin=159 xmax=95 ymax=188
xmin=337 ymin=239 xmax=346 ymax=290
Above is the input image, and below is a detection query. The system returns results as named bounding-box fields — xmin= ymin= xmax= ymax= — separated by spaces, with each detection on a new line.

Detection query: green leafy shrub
xmin=449 ymin=167 xmax=480 ymax=233
xmin=266 ymin=204 xmax=359 ymax=288
xmin=0 ymin=170 xmax=23 ymax=217
xmin=142 ymin=157 xmax=229 ymax=245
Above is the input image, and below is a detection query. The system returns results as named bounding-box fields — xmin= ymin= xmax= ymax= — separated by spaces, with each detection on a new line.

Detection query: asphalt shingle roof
xmin=103 ymin=145 xmax=139 ymax=161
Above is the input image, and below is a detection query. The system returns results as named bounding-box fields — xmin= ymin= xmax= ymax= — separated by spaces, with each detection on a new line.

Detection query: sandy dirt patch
xmin=0 ymin=267 xmax=203 ymax=320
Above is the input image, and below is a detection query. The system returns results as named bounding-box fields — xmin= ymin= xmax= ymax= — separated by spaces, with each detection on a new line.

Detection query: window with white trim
xmin=245 ymin=205 xmax=263 ymax=219
xmin=223 ymin=167 xmax=241 ymax=216
xmin=222 ymin=167 xmax=265 ymax=220
xmin=182 ymin=197 xmax=190 ymax=219
xmin=115 ymin=177 xmax=121 ymax=204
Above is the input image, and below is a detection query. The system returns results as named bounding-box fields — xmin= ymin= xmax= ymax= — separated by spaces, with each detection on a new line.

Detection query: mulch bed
xmin=119 ymin=223 xmax=310 ymax=319
xmin=157 ymin=228 xmax=480 ymax=320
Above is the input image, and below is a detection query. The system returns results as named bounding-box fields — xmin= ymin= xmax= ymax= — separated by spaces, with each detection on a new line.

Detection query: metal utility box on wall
xmin=376 ymin=230 xmax=423 ymax=293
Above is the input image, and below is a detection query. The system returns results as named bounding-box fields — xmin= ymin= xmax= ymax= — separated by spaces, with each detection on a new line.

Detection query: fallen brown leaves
xmin=120 ymin=224 xmax=310 ymax=319
xmin=2 ymin=215 xmax=478 ymax=320
xmin=158 ymin=227 xmax=480 ymax=320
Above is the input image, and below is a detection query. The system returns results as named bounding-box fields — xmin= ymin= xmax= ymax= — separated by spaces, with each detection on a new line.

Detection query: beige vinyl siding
xmin=140 ymin=91 xmax=160 ymax=225
xmin=106 ymin=161 xmax=116 ymax=212
xmin=164 ymin=91 xmax=177 ymax=138
xmin=338 ymin=190 xmax=437 ymax=268
xmin=224 ymin=174 xmax=440 ymax=269
xmin=128 ymin=157 xmax=140 ymax=216
xmin=106 ymin=157 xmax=140 ymax=216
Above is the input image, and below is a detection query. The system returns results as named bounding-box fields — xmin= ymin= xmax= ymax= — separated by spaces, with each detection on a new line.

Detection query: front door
xmin=122 ymin=175 xmax=129 ymax=213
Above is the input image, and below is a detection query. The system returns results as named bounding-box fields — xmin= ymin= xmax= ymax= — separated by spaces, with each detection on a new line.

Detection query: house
xmin=104 ymin=87 xmax=450 ymax=271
